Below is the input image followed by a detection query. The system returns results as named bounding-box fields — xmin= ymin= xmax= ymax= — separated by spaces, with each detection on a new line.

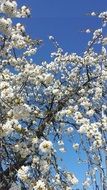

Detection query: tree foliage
xmin=0 ymin=1 xmax=107 ymax=190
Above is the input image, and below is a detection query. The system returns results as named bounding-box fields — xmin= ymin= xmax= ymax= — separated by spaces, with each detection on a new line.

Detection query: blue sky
xmin=18 ymin=0 xmax=107 ymax=188
xmin=18 ymin=0 xmax=107 ymax=63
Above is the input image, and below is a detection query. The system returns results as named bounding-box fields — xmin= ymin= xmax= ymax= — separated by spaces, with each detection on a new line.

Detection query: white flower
xmin=59 ymin=147 xmax=66 ymax=153
xmin=73 ymin=143 xmax=79 ymax=151
xmin=39 ymin=140 xmax=53 ymax=153
xmin=66 ymin=127 xmax=74 ymax=134
xmin=13 ymin=104 xmax=31 ymax=120
xmin=11 ymin=33 xmax=26 ymax=48
xmin=99 ymin=11 xmax=107 ymax=19
xmin=16 ymin=23 xmax=25 ymax=32
xmin=66 ymin=173 xmax=78 ymax=185
xmin=52 ymin=88 xmax=60 ymax=95
xmin=102 ymin=37 xmax=107 ymax=45
xmin=1 ymin=1 xmax=17 ymax=16
xmin=86 ymin=109 xmax=94 ymax=116
xmin=71 ymin=174 xmax=78 ymax=185
xmin=93 ymin=28 xmax=102 ymax=39
xmin=39 ymin=160 xmax=50 ymax=173
xmin=82 ymin=178 xmax=91 ymax=188
xmin=14 ymin=144 xmax=20 ymax=152
xmin=0 ymin=17 xmax=12 ymax=34
xmin=0 ymin=81 xmax=9 ymax=89
xmin=55 ymin=174 xmax=61 ymax=184
xmin=32 ymin=156 xmax=39 ymax=164
xmin=91 ymin=12 xmax=96 ymax=16
xmin=33 ymin=180 xmax=46 ymax=190
xmin=49 ymin=35 xmax=54 ymax=40
xmin=86 ymin=29 xmax=91 ymax=33
xmin=2 ymin=123 xmax=13 ymax=136
xmin=19 ymin=147 xmax=31 ymax=158
xmin=78 ymin=125 xmax=88 ymax=133
xmin=32 ymin=137 xmax=38 ymax=144
xmin=102 ymin=46 xmax=106 ymax=55
xmin=1 ymin=86 xmax=14 ymax=99
xmin=65 ymin=187 xmax=71 ymax=190
xmin=17 ymin=166 xmax=30 ymax=180
xmin=58 ymin=140 xmax=64 ymax=146
xmin=44 ymin=73 xmax=53 ymax=84
xmin=2 ymin=119 xmax=21 ymax=136
xmin=20 ymin=6 xmax=31 ymax=18
xmin=9 ymin=182 xmax=21 ymax=190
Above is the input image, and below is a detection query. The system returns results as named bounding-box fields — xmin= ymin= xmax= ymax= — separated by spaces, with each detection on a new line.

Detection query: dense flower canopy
xmin=0 ymin=1 xmax=107 ymax=190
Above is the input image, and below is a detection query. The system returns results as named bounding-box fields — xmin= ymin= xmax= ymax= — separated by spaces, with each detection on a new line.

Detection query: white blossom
xmin=33 ymin=180 xmax=46 ymax=190
xmin=13 ymin=104 xmax=31 ymax=120
xmin=39 ymin=140 xmax=53 ymax=153
xmin=0 ymin=1 xmax=106 ymax=189
xmin=72 ymin=143 xmax=79 ymax=151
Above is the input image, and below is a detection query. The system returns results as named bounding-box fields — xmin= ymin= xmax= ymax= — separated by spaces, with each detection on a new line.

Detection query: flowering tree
xmin=0 ymin=1 xmax=107 ymax=190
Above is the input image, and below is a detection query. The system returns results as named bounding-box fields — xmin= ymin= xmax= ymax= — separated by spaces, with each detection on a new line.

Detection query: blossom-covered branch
xmin=0 ymin=1 xmax=107 ymax=190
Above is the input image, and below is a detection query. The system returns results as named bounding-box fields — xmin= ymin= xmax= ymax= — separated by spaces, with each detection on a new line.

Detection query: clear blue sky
xmin=18 ymin=0 xmax=107 ymax=188
xmin=18 ymin=0 xmax=107 ymax=63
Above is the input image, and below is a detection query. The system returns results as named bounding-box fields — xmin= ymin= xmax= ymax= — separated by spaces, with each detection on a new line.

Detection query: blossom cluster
xmin=0 ymin=1 xmax=107 ymax=190
xmin=0 ymin=0 xmax=30 ymax=17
